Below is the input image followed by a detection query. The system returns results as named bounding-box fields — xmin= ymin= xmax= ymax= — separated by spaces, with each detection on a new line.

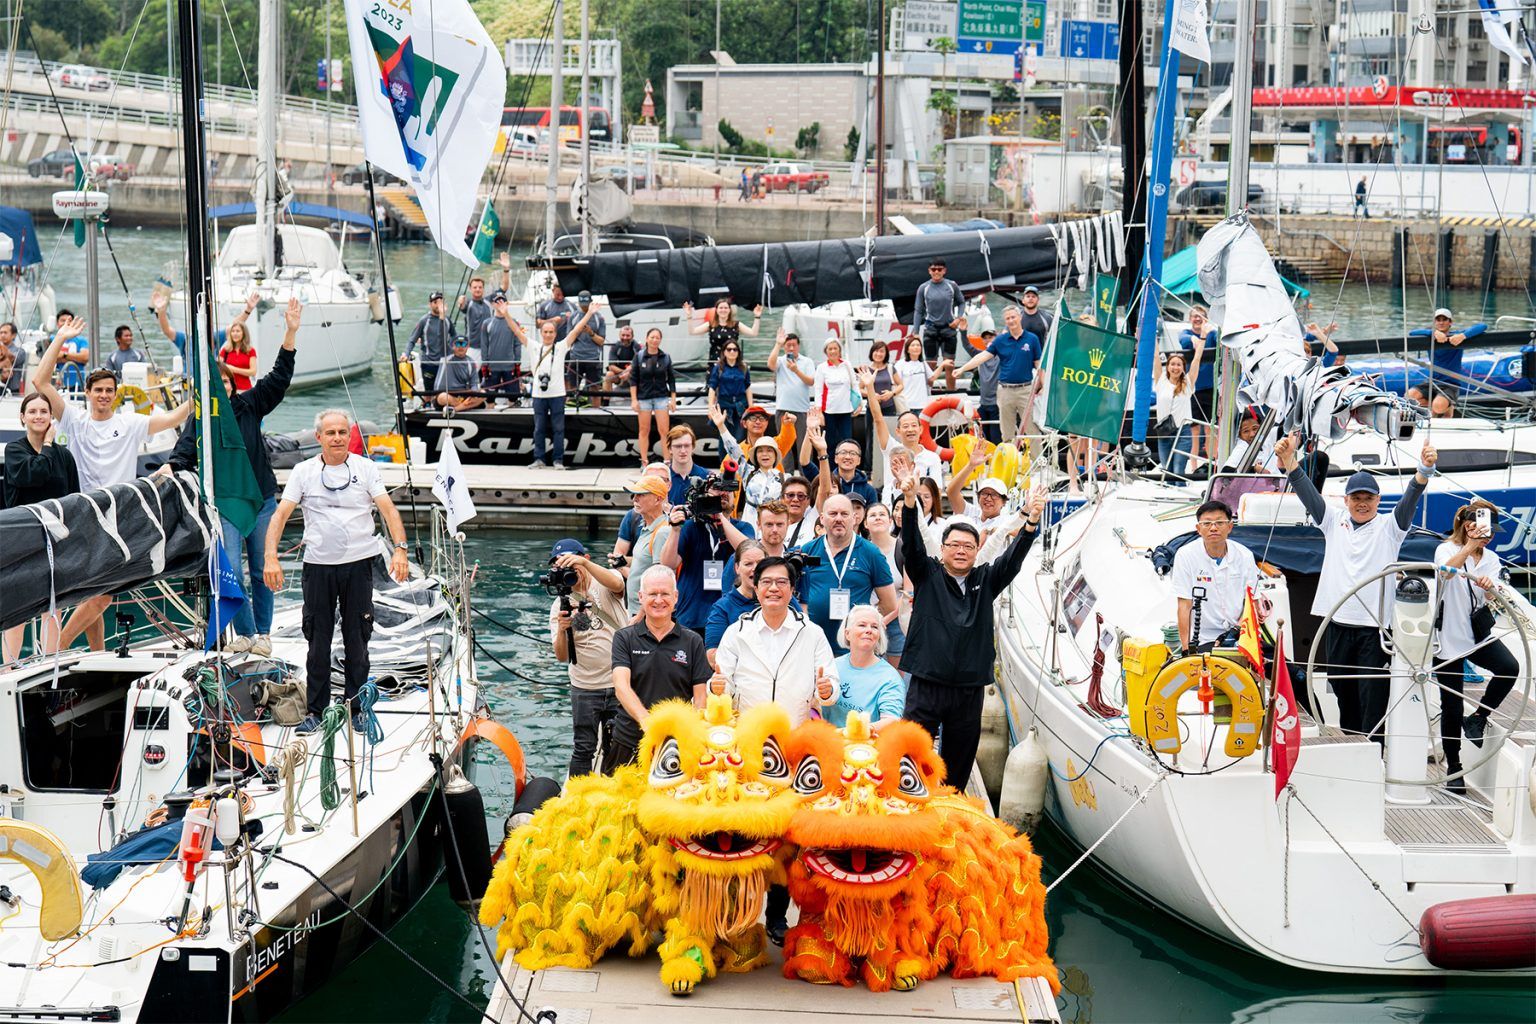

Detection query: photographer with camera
xmin=545 ymin=539 xmax=630 ymax=777
xmin=660 ymin=463 xmax=756 ymax=633
xmin=610 ymin=565 xmax=712 ymax=768
xmin=797 ymin=494 xmax=898 ymax=652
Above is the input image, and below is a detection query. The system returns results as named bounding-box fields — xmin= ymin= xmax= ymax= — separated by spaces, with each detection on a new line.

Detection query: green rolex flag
xmin=1041 ymin=314 xmax=1136 ymax=446
xmin=1094 ymin=273 xmax=1119 ymax=329
xmin=471 ymin=199 xmax=500 ymax=265
xmin=72 ymin=153 xmax=86 ymax=248
xmin=193 ymin=337 xmax=262 ymax=535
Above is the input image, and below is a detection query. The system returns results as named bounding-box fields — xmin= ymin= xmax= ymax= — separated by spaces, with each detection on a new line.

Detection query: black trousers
xmin=921 ymin=324 xmax=957 ymax=363
xmin=1435 ymin=638 xmax=1520 ymax=760
xmin=766 ymin=883 xmax=789 ymax=926
xmin=569 ymin=687 xmax=624 ymax=778
xmin=602 ymin=714 xmax=642 ymax=774
xmin=301 ymin=558 xmax=374 ymax=718
xmin=903 ymin=677 xmax=986 ymax=789
xmin=1323 ymin=623 xmax=1389 ymax=742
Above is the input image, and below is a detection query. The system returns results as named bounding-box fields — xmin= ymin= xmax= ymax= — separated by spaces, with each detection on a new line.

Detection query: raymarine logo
xmin=1410 ymin=90 xmax=1454 ymax=107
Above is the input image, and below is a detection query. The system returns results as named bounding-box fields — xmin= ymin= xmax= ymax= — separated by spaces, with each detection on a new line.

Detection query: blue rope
xmin=355 ymin=681 xmax=383 ymax=792
xmin=1048 ymin=732 xmax=1135 ymax=783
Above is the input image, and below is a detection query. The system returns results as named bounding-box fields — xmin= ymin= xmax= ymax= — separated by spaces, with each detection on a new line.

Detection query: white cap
xmin=1433 ymin=307 xmax=1452 ymax=320
xmin=976 ymin=476 xmax=1008 ymax=496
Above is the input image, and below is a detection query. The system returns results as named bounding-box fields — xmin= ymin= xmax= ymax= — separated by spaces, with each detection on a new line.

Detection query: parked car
xmin=26 ymin=149 xmax=134 ymax=181
xmin=27 ymin=149 xmax=79 ymax=179
xmin=759 ymin=161 xmax=830 ymax=194
xmin=51 ymin=64 xmax=111 ymax=92
xmin=1175 ymin=180 xmax=1267 ymax=212
xmin=339 ymin=162 xmax=404 ymax=186
xmin=87 ymin=153 xmax=135 ymax=181
xmin=596 ymin=165 xmax=648 ymax=191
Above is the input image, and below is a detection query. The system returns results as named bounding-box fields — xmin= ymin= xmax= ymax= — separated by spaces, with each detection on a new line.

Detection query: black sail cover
xmin=0 ymin=472 xmax=218 ymax=630
xmin=546 ymin=221 xmax=1116 ymax=318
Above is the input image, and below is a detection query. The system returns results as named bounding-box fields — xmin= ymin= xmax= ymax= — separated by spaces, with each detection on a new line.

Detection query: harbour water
xmin=27 ymin=232 xmax=1536 ymax=1021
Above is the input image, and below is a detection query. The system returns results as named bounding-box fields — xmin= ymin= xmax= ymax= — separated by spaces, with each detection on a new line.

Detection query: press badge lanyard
xmin=703 ymin=523 xmax=727 ymax=592
xmin=827 ymin=539 xmax=856 ymax=620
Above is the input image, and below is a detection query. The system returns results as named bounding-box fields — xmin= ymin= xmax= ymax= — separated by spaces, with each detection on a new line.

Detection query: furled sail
xmin=1196 ymin=214 xmax=1403 ymax=439
xmin=545 ymin=215 xmax=1125 ymax=318
xmin=0 ymin=473 xmax=218 ymax=631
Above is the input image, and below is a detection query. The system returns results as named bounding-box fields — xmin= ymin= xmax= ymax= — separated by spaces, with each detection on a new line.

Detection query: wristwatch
xmin=394 ymin=541 xmax=408 ymax=551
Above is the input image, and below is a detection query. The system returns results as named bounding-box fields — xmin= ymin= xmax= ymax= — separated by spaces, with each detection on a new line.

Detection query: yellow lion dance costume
xmin=781 ymin=713 xmax=1059 ymax=994
xmin=479 ymin=696 xmax=798 ymax=995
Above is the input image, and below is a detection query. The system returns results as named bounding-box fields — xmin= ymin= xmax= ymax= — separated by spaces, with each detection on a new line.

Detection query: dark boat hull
xmin=406 ymin=404 xmax=723 ymax=467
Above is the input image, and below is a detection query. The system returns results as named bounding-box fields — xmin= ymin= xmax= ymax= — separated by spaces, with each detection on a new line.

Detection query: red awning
xmin=1252 ymin=86 xmax=1536 ymax=111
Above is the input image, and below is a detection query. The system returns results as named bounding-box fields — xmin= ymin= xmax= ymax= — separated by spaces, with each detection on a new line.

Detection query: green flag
xmin=193 ymin=338 xmax=263 ymax=535
xmin=1093 ymin=273 xmax=1119 ymax=329
xmin=1041 ymin=315 xmax=1136 ymax=446
xmin=471 ymin=199 xmax=500 ymax=265
xmin=72 ymin=152 xmax=86 ymax=248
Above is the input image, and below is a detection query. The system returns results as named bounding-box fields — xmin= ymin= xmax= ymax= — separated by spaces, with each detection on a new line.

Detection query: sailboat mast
xmin=1116 ymin=0 xmax=1145 ymax=314
xmin=545 ymin=0 xmax=564 ymax=260
xmin=255 ymin=0 xmax=280 ymax=275
xmin=174 ymin=0 xmax=217 ymax=492
xmin=1127 ymin=0 xmax=1182 ymax=449
xmin=578 ymin=0 xmax=592 ymax=252
xmin=1227 ymin=0 xmax=1255 ymax=212
xmin=875 ymin=0 xmax=886 ymax=234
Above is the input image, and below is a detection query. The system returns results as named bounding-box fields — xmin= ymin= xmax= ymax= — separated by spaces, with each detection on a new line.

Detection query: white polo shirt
xmin=527 ymin=340 xmax=570 ymax=399
xmin=715 ymin=608 xmax=838 ymax=726
xmin=1171 ymin=539 xmax=1260 ymax=645
xmin=60 ymin=405 xmax=150 ymax=492
xmin=1309 ymin=507 xmax=1408 ymax=627
xmin=1434 ymin=542 xmax=1500 ymax=660
xmin=280 ymin=453 xmax=387 ymax=565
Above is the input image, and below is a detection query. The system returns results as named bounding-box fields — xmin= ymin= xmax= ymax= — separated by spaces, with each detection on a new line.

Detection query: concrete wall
xmin=669 ymin=65 xmax=864 ymax=156
xmin=1253 ymin=215 xmax=1536 ymax=291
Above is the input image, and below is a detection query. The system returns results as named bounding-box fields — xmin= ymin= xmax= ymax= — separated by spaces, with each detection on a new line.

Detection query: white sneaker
xmin=225 ymin=635 xmax=252 ymax=654
xmin=494 ymin=398 xmax=510 ymax=410
xmin=248 ymin=634 xmax=273 ymax=657
xmin=552 ymin=461 xmax=566 ymax=470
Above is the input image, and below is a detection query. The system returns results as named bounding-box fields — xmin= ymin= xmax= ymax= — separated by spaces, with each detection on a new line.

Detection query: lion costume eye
xmin=896 ymin=755 xmax=929 ymax=799
xmin=792 ymin=755 xmax=824 ymax=795
xmin=650 ymin=738 xmax=684 ymax=787
xmin=760 ymin=737 xmax=789 ymax=783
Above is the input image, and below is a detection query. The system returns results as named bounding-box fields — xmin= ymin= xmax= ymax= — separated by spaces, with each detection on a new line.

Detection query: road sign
xmin=957 ymin=0 xmax=1024 ymax=56
xmin=1025 ymin=1 xmax=1045 ymax=43
xmin=903 ymin=0 xmax=956 ymax=52
xmin=1175 ymin=156 xmax=1199 ymax=187
xmin=1059 ymin=19 xmax=1121 ymax=61
xmin=629 ymin=124 xmax=660 ymax=145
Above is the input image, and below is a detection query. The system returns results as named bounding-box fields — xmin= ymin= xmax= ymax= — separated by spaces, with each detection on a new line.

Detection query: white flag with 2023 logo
xmin=343 ymin=0 xmax=505 ymax=267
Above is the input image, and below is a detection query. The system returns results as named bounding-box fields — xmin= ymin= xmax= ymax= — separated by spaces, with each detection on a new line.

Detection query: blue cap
xmin=549 ymin=538 xmax=587 ymax=562
xmin=1344 ymin=472 xmax=1380 ymax=496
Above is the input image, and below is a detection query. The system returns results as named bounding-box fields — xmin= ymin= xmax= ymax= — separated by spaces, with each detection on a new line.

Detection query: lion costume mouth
xmin=670 ymin=832 xmax=782 ymax=862
xmin=803 ymin=848 xmax=916 ymax=885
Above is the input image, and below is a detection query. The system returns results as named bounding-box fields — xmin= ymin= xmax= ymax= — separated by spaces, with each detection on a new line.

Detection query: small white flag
xmin=1169 ymin=0 xmax=1212 ymax=64
xmin=432 ymin=431 xmax=478 ymax=534
xmin=342 ymin=0 xmax=506 ymax=267
xmin=1477 ymin=0 xmax=1528 ymax=65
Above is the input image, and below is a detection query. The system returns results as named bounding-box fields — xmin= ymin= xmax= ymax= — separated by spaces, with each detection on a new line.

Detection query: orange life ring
xmin=458 ymin=717 xmax=528 ymax=797
xmin=918 ymin=395 xmax=978 ymax=462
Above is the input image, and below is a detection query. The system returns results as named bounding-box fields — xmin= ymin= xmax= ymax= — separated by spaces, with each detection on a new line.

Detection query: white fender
xmin=998 ymin=727 xmax=1050 ymax=835
xmin=974 ymin=685 xmax=1010 ymax=802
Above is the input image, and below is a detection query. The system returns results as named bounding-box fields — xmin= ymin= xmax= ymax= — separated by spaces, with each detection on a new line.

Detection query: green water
xmin=28 ymin=232 xmax=1536 ymax=1021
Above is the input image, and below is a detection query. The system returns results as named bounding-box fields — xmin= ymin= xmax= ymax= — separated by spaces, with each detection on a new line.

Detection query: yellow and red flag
xmin=1236 ymin=586 xmax=1265 ymax=678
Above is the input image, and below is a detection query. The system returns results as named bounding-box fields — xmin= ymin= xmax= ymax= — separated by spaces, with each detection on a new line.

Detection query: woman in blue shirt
xmin=827 ymin=605 xmax=907 ymax=727
xmin=707 ymin=341 xmax=753 ymax=439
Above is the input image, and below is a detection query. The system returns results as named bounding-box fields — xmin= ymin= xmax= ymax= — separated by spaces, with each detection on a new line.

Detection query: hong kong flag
xmin=1271 ymin=635 xmax=1301 ymax=798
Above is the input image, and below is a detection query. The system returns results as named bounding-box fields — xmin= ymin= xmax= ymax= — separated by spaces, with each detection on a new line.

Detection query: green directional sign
xmin=957 ymin=0 xmax=1025 ymax=55
xmin=1025 ymin=1 xmax=1045 ymax=43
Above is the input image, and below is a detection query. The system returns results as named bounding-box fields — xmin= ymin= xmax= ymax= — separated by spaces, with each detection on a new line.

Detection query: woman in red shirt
xmin=218 ymin=301 xmax=259 ymax=392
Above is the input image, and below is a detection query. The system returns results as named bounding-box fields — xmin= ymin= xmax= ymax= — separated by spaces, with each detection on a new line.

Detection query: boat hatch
xmin=18 ymin=668 xmax=144 ymax=791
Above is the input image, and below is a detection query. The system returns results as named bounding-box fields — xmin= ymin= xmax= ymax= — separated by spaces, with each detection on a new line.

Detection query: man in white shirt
xmin=1276 ymin=433 xmax=1436 ymax=742
xmin=32 ymin=315 xmax=193 ymax=651
xmin=1171 ymin=500 xmax=1261 ymax=651
xmin=264 ymin=409 xmax=412 ymax=734
xmin=712 ymin=555 xmax=837 ymax=726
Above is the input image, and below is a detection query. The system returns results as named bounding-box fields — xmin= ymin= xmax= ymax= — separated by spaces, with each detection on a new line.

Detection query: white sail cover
xmin=1196 ymin=214 xmax=1403 ymax=441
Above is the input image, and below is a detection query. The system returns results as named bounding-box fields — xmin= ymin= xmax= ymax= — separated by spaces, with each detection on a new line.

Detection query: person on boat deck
xmin=664 ymin=424 xmax=710 ymax=503
xmin=768 ymin=330 xmax=816 ymax=470
xmin=482 ymin=290 xmax=528 ymax=408
xmin=609 ymin=565 xmax=712 ymax=770
xmin=1275 ymin=433 xmax=1437 ymax=743
xmin=459 ymin=264 xmax=509 ymax=355
xmin=1354 ymin=176 xmax=1369 ymax=218
xmin=893 ymin=334 xmax=943 ymax=412
xmin=264 ymin=408 xmax=412 ymax=736
xmin=105 ymin=325 xmax=149 ymax=378
xmin=0 ymin=346 xmax=22 ymax=397
xmin=1428 ymin=308 xmax=1470 ymax=393
xmin=631 ymin=329 xmax=677 ymax=468
xmin=780 ymin=475 xmax=820 ymax=549
xmin=912 ymin=258 xmax=967 ymax=363
xmin=706 ymin=338 xmax=753 ymax=437
xmin=827 ymin=603 xmax=906 ymax=728
xmin=862 ymin=372 xmax=944 ymax=506
xmin=1153 ymin=348 xmax=1200 ymax=480
xmin=861 ymin=339 xmax=903 ymax=431
xmin=704 ymin=539 xmax=801 ymax=664
xmin=32 ymin=316 xmax=193 ymax=654
xmin=1017 ymin=284 xmax=1054 ymax=349
xmin=710 ymin=552 xmax=836 ymax=950
xmin=49 ymin=308 xmax=88 ymax=390
xmin=1433 ymin=501 xmax=1517 ymax=793
xmin=165 ymin=297 xmax=303 ymax=658
xmin=546 ymin=538 xmax=630 ymax=778
xmin=404 ymin=291 xmax=458 ymax=395
xmin=528 ymin=306 xmax=598 ymax=469
xmin=152 ymin=291 xmax=257 ymax=365
xmin=1431 ymin=392 xmax=1457 ymax=419
xmin=1303 ymin=321 xmax=1341 ymax=368
xmin=801 ymin=420 xmax=878 ymax=510
xmin=812 ymin=337 xmax=860 ymax=451
xmin=1171 ymin=500 xmax=1262 ymax=653
xmin=217 ymin=311 xmax=257 ymax=393
xmin=796 ymin=493 xmax=898 ymax=653
xmin=2 ymin=392 xmax=81 ymax=664
xmin=1405 ymin=385 xmax=1428 ymax=408
xmin=896 ymin=466 xmax=1043 ymax=789
xmin=532 ymin=281 xmax=578 ymax=344
xmin=955 ymin=301 xmax=1047 ymax=442
xmin=684 ymin=296 xmax=763 ymax=363
xmin=1179 ymin=305 xmax=1219 ymax=465
xmin=603 ymin=322 xmax=636 ymax=404
xmin=660 ymin=478 xmax=755 ymax=633
xmin=432 ymin=337 xmax=484 ymax=412
xmin=565 ymin=291 xmax=606 ymax=407
xmin=2 ymin=321 xmax=28 ymax=379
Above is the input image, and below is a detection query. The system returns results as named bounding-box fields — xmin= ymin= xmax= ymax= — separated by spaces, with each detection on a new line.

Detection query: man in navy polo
xmin=957 ymin=303 xmax=1043 ymax=439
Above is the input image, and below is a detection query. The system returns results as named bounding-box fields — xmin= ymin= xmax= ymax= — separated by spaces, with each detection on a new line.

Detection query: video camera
xmin=780 ymin=549 xmax=821 ymax=584
xmin=682 ymin=459 xmax=741 ymax=521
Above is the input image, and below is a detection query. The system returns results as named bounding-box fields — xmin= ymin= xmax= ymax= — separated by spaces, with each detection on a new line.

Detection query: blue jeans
xmin=220 ymin=494 xmax=277 ymax=635
xmin=978 ymin=403 xmax=1001 ymax=444
xmin=532 ymin=396 xmax=565 ymax=464
xmin=1157 ymin=424 xmax=1193 ymax=484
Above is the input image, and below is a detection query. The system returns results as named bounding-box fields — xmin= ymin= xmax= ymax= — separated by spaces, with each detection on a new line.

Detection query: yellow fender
xmin=988 ymin=441 xmax=1022 ymax=489
xmin=0 ymin=820 xmax=84 ymax=940
xmin=1141 ymin=654 xmax=1265 ymax=758
xmin=114 ymin=384 xmax=153 ymax=415
xmin=949 ymin=433 xmax=995 ymax=489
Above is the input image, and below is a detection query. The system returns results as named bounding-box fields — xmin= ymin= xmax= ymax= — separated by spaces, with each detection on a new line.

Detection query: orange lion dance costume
xmin=781 ymin=713 xmax=1059 ymax=994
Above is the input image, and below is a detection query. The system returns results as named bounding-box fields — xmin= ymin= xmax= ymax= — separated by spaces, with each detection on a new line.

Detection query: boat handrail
xmin=1491 ymin=316 xmax=1536 ymax=329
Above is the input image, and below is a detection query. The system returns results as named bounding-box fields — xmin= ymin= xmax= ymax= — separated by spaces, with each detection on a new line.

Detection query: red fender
xmin=918 ymin=395 xmax=977 ymax=462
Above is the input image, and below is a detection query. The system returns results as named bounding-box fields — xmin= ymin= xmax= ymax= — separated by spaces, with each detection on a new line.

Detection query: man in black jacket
xmin=167 ymin=298 xmax=302 ymax=656
xmin=897 ymin=467 xmax=1043 ymax=787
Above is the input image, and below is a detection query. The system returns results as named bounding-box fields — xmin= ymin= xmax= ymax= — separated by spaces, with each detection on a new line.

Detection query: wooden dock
xmin=486 ymin=953 xmax=1061 ymax=1024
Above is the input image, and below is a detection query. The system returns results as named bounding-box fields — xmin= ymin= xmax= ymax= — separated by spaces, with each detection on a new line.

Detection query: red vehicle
xmin=499 ymin=105 xmax=611 ymax=144
xmin=759 ymin=161 xmax=830 ymax=194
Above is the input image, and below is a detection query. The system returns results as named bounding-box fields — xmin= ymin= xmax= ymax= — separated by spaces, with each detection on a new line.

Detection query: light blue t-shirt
xmin=775 ymin=354 xmax=815 ymax=413
xmin=825 ymin=655 xmax=906 ymax=727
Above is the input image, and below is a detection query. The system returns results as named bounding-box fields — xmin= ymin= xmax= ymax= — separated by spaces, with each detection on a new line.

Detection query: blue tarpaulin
xmin=1161 ymin=244 xmax=1310 ymax=301
xmin=82 ymin=820 xmax=224 ymax=889
xmin=208 ymin=201 xmax=375 ymax=230
xmin=0 ymin=207 xmax=43 ymax=268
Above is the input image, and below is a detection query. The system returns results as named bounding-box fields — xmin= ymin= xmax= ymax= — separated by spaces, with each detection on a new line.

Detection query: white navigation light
xmin=51 ymin=190 xmax=110 ymax=220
